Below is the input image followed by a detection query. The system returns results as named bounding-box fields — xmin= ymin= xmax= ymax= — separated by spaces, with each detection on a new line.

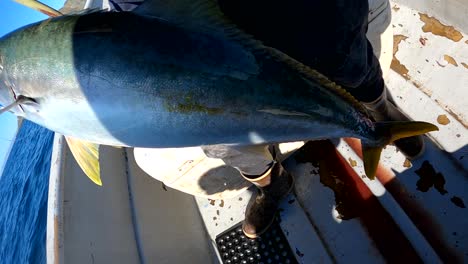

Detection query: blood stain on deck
xmin=419 ymin=37 xmax=427 ymax=46
xmin=320 ymin=160 xmax=359 ymax=219
xmin=295 ymin=141 xmax=360 ymax=220
xmin=414 ymin=161 xmax=448 ymax=195
xmin=295 ymin=248 xmax=304 ymax=257
xmin=443 ymin=55 xmax=458 ymax=67
xmin=437 ymin=114 xmax=451 ymax=125
xmin=419 ymin=13 xmax=463 ymax=42
xmin=450 ymin=196 xmax=466 ymax=208
xmin=391 ymin=35 xmax=410 ymax=79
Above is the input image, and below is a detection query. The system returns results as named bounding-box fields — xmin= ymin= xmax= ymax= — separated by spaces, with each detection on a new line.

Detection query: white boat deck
xmin=46 ymin=0 xmax=467 ymax=263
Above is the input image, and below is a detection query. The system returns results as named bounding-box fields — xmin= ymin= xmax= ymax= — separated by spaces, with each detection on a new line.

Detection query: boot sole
xmin=403 ymin=140 xmax=426 ymax=160
xmin=242 ymin=174 xmax=295 ymax=239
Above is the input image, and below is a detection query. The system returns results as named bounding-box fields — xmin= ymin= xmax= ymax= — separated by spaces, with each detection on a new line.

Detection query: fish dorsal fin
xmin=264 ymin=47 xmax=369 ymax=115
xmin=14 ymin=0 xmax=62 ymax=17
xmin=133 ymin=0 xmax=367 ymax=115
xmin=132 ymin=0 xmax=261 ymax=46
xmin=133 ymin=0 xmax=226 ymax=31
xmin=65 ymin=136 xmax=102 ymax=186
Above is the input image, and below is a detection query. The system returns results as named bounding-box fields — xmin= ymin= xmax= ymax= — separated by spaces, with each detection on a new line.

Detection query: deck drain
xmin=216 ymin=220 xmax=298 ymax=264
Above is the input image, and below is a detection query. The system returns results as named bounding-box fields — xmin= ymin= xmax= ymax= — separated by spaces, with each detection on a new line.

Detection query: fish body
xmin=0 ymin=11 xmax=374 ymax=147
xmin=0 ymin=6 xmax=437 ymax=181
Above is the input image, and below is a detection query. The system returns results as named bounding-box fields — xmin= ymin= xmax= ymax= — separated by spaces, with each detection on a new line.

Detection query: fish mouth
xmin=9 ymin=85 xmax=25 ymax=113
xmin=0 ymin=95 xmax=38 ymax=116
xmin=0 ymin=84 xmax=37 ymax=115
xmin=5 ymin=84 xmax=26 ymax=114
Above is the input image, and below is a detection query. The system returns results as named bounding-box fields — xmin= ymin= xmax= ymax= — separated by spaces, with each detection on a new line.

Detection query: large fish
xmin=0 ymin=0 xmax=437 ymax=185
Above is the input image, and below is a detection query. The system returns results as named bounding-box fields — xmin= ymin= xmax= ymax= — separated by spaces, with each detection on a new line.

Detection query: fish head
xmin=0 ymin=41 xmax=41 ymax=118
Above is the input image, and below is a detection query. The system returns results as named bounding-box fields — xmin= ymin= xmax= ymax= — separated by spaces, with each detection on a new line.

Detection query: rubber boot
xmin=242 ymin=162 xmax=294 ymax=238
xmin=362 ymin=87 xmax=425 ymax=158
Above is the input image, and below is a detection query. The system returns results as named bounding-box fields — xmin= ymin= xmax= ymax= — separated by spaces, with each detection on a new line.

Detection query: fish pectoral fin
xmin=65 ymin=136 xmax=102 ymax=186
xmin=361 ymin=121 xmax=438 ymax=179
xmin=13 ymin=0 xmax=62 ymax=17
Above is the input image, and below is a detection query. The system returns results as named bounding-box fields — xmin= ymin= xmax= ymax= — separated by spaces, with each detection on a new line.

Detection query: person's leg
xmin=202 ymin=145 xmax=293 ymax=238
xmin=338 ymin=17 xmax=424 ymax=158
xmin=218 ymin=0 xmax=423 ymax=158
xmin=202 ymin=144 xmax=274 ymax=176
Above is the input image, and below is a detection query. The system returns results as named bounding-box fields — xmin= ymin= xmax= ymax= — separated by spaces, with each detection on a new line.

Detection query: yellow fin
xmin=361 ymin=121 xmax=438 ymax=179
xmin=65 ymin=136 xmax=102 ymax=186
xmin=379 ymin=121 xmax=439 ymax=142
xmin=362 ymin=145 xmax=383 ymax=180
xmin=13 ymin=0 xmax=62 ymax=17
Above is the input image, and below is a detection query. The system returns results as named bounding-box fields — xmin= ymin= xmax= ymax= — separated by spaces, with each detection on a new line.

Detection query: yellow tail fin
xmin=362 ymin=121 xmax=438 ymax=179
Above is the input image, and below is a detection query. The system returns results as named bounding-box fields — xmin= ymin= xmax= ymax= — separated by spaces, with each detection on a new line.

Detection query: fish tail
xmin=362 ymin=121 xmax=438 ymax=179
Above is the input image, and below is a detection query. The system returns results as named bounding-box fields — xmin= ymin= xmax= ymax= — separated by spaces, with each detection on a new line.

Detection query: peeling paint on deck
xmin=348 ymin=158 xmax=357 ymax=167
xmin=433 ymin=99 xmax=467 ymax=128
xmin=391 ymin=35 xmax=410 ymax=79
xmin=443 ymin=55 xmax=458 ymax=67
xmin=419 ymin=13 xmax=463 ymax=42
xmin=403 ymin=159 xmax=412 ymax=168
xmin=437 ymin=115 xmax=451 ymax=125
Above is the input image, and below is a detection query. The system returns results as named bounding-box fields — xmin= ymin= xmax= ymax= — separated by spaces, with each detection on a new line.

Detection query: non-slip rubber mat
xmin=216 ymin=220 xmax=298 ymax=264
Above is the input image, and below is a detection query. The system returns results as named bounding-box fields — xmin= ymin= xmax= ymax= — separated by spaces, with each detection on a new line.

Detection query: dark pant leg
xmin=202 ymin=145 xmax=274 ymax=176
xmin=218 ymin=0 xmax=384 ymax=102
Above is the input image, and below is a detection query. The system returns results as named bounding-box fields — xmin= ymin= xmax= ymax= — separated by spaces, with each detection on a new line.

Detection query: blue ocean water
xmin=0 ymin=120 xmax=54 ymax=264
